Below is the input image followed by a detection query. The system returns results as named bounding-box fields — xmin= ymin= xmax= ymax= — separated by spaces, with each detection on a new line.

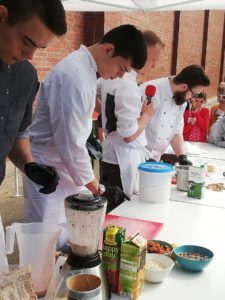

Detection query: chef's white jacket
xmin=97 ymin=70 xmax=148 ymax=196
xmin=23 ymin=45 xmax=98 ymax=248
xmin=140 ymin=77 xmax=186 ymax=161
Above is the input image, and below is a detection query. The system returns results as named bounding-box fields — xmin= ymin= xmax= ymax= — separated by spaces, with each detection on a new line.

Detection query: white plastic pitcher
xmin=138 ymin=162 xmax=174 ymax=203
xmin=5 ymin=222 xmax=61 ymax=297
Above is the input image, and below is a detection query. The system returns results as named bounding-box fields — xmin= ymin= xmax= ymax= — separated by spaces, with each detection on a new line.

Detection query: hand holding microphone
xmin=145 ymin=85 xmax=156 ymax=104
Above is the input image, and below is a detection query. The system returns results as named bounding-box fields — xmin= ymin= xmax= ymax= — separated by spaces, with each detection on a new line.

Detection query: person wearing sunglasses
xmin=208 ymin=82 xmax=225 ymax=134
xmin=183 ymin=91 xmax=209 ymax=142
xmin=140 ymin=65 xmax=210 ymax=165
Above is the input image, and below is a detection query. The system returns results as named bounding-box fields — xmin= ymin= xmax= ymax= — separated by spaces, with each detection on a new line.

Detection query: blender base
xmin=52 ymin=256 xmax=110 ymax=299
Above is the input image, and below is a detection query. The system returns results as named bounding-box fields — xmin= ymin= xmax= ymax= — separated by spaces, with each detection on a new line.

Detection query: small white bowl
xmin=145 ymin=253 xmax=174 ymax=283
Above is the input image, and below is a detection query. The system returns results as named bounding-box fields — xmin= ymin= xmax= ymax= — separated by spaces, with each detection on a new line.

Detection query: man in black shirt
xmin=0 ymin=0 xmax=67 ymax=192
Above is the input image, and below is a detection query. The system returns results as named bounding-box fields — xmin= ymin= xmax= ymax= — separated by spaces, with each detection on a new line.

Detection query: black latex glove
xmin=178 ymin=155 xmax=193 ymax=166
xmin=86 ymin=136 xmax=102 ymax=160
xmin=103 ymin=186 xmax=130 ymax=213
xmin=24 ymin=162 xmax=59 ymax=194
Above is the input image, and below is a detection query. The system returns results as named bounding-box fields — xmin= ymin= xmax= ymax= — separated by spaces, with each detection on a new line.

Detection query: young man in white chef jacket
xmin=140 ymin=65 xmax=210 ymax=164
xmin=97 ymin=31 xmax=164 ymax=197
xmin=23 ymin=24 xmax=147 ymax=248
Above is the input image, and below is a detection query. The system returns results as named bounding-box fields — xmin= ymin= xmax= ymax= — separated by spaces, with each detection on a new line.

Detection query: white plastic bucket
xmin=138 ymin=162 xmax=174 ymax=203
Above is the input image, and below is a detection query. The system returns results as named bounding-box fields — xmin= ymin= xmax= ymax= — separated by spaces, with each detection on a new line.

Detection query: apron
xmin=23 ymin=144 xmax=82 ymax=249
xmin=113 ymin=141 xmax=146 ymax=197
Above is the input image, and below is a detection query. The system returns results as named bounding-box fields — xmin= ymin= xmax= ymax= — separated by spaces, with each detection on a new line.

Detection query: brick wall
xmin=205 ymin=10 xmax=225 ymax=95
xmin=31 ymin=12 xmax=85 ymax=81
xmin=30 ymin=10 xmax=224 ymax=97
xmin=176 ymin=11 xmax=204 ymax=71
xmin=103 ymin=10 xmax=225 ymax=96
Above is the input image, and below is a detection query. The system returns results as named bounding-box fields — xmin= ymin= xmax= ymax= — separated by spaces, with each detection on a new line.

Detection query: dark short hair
xmin=173 ymin=64 xmax=210 ymax=88
xmin=99 ymin=24 xmax=147 ymax=70
xmin=196 ymin=91 xmax=207 ymax=101
xmin=0 ymin=0 xmax=67 ymax=36
xmin=143 ymin=30 xmax=165 ymax=48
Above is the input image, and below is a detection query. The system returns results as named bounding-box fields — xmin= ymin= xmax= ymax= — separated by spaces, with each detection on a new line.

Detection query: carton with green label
xmin=187 ymin=164 xmax=207 ymax=199
xmin=118 ymin=233 xmax=147 ymax=300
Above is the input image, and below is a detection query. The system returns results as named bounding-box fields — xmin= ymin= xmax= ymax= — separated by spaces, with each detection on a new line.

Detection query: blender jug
xmin=65 ymin=193 xmax=107 ymax=258
xmin=5 ymin=222 xmax=61 ymax=297
xmin=45 ymin=194 xmax=108 ymax=300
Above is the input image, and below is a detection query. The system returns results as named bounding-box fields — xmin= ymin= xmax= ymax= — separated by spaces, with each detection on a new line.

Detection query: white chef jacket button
xmin=170 ymin=125 xmax=173 ymax=128
xmin=6 ymin=89 xmax=10 ymax=95
xmin=0 ymin=116 xmax=4 ymax=120
xmin=164 ymin=112 xmax=166 ymax=114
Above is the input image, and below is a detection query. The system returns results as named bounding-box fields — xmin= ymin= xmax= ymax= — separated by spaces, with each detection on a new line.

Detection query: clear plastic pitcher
xmin=0 ymin=215 xmax=8 ymax=272
xmin=5 ymin=222 xmax=61 ymax=297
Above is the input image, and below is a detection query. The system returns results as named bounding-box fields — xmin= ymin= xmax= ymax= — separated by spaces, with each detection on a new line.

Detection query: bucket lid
xmin=138 ymin=162 xmax=174 ymax=173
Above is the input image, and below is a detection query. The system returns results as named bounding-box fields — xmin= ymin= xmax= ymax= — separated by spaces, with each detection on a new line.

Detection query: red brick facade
xmin=31 ymin=10 xmax=225 ymax=97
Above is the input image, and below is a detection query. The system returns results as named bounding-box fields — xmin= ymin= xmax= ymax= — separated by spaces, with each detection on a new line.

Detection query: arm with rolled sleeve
xmin=170 ymin=105 xmax=186 ymax=156
xmin=114 ymin=81 xmax=152 ymax=143
xmin=46 ymin=70 xmax=96 ymax=189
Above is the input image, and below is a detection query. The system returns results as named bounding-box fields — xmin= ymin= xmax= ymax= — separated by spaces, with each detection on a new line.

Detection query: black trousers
xmin=100 ymin=161 xmax=124 ymax=212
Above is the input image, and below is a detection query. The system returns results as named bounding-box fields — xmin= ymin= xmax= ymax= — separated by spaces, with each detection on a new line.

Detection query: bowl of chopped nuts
xmin=145 ymin=253 xmax=174 ymax=283
xmin=173 ymin=245 xmax=214 ymax=271
xmin=147 ymin=240 xmax=173 ymax=257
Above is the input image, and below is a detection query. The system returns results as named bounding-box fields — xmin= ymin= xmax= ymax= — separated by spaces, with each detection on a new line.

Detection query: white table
xmin=111 ymin=197 xmax=225 ymax=300
xmin=186 ymin=142 xmax=225 ymax=161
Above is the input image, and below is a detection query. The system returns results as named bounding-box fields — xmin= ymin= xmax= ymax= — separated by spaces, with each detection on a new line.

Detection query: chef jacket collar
xmin=80 ymin=44 xmax=98 ymax=73
xmin=163 ymin=76 xmax=174 ymax=100
xmin=125 ymin=69 xmax=137 ymax=82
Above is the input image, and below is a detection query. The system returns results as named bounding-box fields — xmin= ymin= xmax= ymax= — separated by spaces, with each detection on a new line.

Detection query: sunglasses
xmin=188 ymin=87 xmax=201 ymax=99
xmin=218 ymin=94 xmax=225 ymax=100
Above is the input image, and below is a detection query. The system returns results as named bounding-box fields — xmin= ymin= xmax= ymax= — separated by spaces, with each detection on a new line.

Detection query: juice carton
xmin=102 ymin=225 xmax=126 ymax=293
xmin=187 ymin=164 xmax=207 ymax=199
xmin=118 ymin=233 xmax=147 ymax=300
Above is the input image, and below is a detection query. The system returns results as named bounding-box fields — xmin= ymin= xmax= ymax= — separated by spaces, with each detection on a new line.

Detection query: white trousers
xmin=23 ymin=145 xmax=82 ymax=249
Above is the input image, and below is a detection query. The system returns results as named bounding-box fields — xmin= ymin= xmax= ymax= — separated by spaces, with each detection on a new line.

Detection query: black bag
xmin=86 ymin=135 xmax=102 ymax=160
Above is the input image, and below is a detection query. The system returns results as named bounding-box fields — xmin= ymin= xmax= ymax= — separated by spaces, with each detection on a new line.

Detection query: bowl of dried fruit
xmin=147 ymin=240 xmax=173 ymax=257
xmin=173 ymin=245 xmax=214 ymax=271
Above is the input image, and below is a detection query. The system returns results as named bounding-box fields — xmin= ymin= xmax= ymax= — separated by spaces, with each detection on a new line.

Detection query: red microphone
xmin=145 ymin=85 xmax=156 ymax=104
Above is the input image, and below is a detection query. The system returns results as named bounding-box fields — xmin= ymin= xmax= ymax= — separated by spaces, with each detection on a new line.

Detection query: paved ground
xmin=0 ymin=159 xmax=100 ymax=264
xmin=0 ymin=160 xmax=24 ymax=264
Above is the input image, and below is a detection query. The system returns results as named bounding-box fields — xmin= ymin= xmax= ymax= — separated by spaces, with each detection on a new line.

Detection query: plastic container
xmin=138 ymin=162 xmax=174 ymax=203
xmin=176 ymin=165 xmax=189 ymax=191
xmin=5 ymin=222 xmax=61 ymax=297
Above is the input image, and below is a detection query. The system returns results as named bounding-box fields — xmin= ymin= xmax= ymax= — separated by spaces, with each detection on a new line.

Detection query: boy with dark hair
xmin=0 ymin=0 xmax=67 ymax=64
xmin=140 ymin=64 xmax=210 ymax=165
xmin=23 ymin=24 xmax=147 ymax=248
xmin=97 ymin=30 xmax=164 ymax=198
